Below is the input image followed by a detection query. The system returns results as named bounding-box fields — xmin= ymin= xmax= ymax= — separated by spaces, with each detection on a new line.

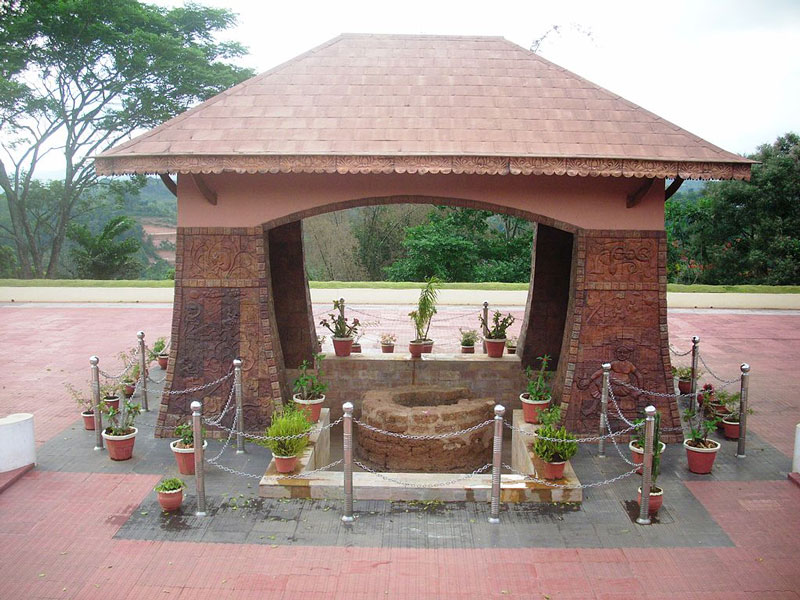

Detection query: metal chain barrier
xmin=137 ymin=370 xmax=234 ymax=397
xmin=209 ymin=415 xmax=345 ymax=441
xmin=354 ymin=460 xmax=492 ymax=488
xmin=603 ymin=411 xmax=638 ymax=466
xmin=502 ymin=462 xmax=640 ymax=489
xmin=698 ymin=352 xmax=740 ymax=385
xmin=611 ymin=377 xmax=694 ymax=399
xmin=607 ymin=385 xmax=637 ymax=427
xmin=669 ymin=343 xmax=693 ymax=357
xmin=503 ymin=419 xmax=641 ymax=443
xmin=353 ymin=418 xmax=493 ymax=440
xmin=203 ymin=382 xmax=237 ymax=426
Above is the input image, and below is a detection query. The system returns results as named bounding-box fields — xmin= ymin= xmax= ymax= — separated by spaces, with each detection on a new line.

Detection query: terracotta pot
xmin=677 ymin=379 xmax=692 ymax=395
xmin=684 ymin=439 xmax=720 ymax=474
xmin=122 ymin=383 xmax=135 ymax=398
xmin=629 ymin=440 xmax=667 ymax=474
xmin=157 ymin=488 xmax=184 ymax=512
xmin=102 ymin=427 xmax=138 ymax=461
xmin=722 ymin=417 xmax=740 ymax=440
xmin=539 ymin=460 xmax=566 ymax=480
xmin=293 ymin=393 xmax=325 ymax=423
xmin=461 ymin=345 xmax=475 ymax=354
xmin=520 ymin=393 xmax=550 ymax=424
xmin=273 ymin=454 xmax=299 ymax=474
xmin=158 ymin=354 xmax=168 ymax=370
xmin=506 ymin=345 xmax=517 ymax=355
xmin=422 ymin=340 xmax=433 ymax=353
xmin=485 ymin=339 xmax=506 ymax=358
xmin=637 ymin=485 xmax=663 ymax=516
xmin=409 ymin=341 xmax=424 ymax=359
xmin=381 ymin=344 xmax=395 ymax=354
xmin=103 ymin=396 xmax=120 ymax=410
xmin=351 ymin=343 xmax=362 ymax=353
xmin=170 ymin=439 xmax=208 ymax=475
xmin=332 ymin=337 xmax=354 ymax=357
xmin=81 ymin=411 xmax=95 ymax=430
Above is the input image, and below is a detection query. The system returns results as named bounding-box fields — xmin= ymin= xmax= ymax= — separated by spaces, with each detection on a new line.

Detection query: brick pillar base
xmin=553 ymin=230 xmax=681 ymax=441
xmin=156 ymin=227 xmax=284 ymax=437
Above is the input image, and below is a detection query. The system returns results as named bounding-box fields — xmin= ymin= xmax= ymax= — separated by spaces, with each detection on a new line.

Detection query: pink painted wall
xmin=177 ymin=172 xmax=665 ymax=231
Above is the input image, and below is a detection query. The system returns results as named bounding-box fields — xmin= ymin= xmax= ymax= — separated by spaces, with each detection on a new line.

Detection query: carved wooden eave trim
xmin=95 ymin=154 xmax=753 ymax=181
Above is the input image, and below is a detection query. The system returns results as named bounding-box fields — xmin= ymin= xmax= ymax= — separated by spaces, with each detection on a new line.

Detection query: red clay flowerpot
xmin=158 ymin=354 xmax=168 ymax=370
xmin=485 ymin=339 xmax=506 ymax=358
xmin=409 ymin=342 xmax=424 ymax=359
xmin=123 ymin=383 xmax=135 ymax=398
xmin=637 ymin=486 xmax=663 ymax=516
xmin=381 ymin=344 xmax=395 ymax=354
xmin=82 ymin=411 xmax=95 ymax=430
xmin=539 ymin=460 xmax=566 ymax=480
xmin=461 ymin=345 xmax=475 ymax=354
xmin=684 ymin=439 xmax=720 ymax=474
xmin=274 ymin=455 xmax=299 ymax=474
xmin=102 ymin=428 xmax=137 ymax=461
xmin=722 ymin=417 xmax=740 ymax=440
xmin=157 ymin=488 xmax=183 ymax=512
xmin=351 ymin=343 xmax=362 ymax=353
xmin=170 ymin=440 xmax=207 ymax=475
xmin=332 ymin=337 xmax=354 ymax=357
xmin=422 ymin=340 xmax=433 ymax=353
xmin=677 ymin=379 xmax=692 ymax=395
xmin=520 ymin=394 xmax=550 ymax=424
xmin=103 ymin=396 xmax=120 ymax=410
xmin=293 ymin=393 xmax=325 ymax=423
xmin=629 ymin=441 xmax=667 ymax=474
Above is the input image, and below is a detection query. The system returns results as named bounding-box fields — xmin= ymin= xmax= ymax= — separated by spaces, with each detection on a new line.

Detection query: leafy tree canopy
xmin=67 ymin=215 xmax=142 ymax=279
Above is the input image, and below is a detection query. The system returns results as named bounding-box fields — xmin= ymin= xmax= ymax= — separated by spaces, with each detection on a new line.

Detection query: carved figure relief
xmin=576 ymin=345 xmax=644 ymax=418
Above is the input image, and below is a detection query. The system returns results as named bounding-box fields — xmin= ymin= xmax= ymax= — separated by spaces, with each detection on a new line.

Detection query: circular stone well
xmin=356 ymin=385 xmax=494 ymax=473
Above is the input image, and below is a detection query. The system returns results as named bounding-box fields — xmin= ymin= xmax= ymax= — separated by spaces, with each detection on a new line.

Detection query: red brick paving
xmin=1 ymin=304 xmax=799 ymax=599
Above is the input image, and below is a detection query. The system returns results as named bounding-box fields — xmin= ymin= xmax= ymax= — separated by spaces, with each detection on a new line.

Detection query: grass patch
xmin=0 ymin=279 xmax=174 ymax=287
xmin=308 ymin=281 xmax=529 ymax=291
xmin=667 ymin=284 xmax=800 ymax=294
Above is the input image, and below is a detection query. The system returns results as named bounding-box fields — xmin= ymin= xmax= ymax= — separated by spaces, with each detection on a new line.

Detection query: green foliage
xmin=671 ymin=365 xmax=694 ymax=380
xmin=259 ymin=410 xmax=312 ymax=458
xmin=174 ymin=422 xmax=199 ymax=447
xmin=532 ymin=406 xmax=578 ymax=463
xmin=459 ymin=328 xmax=479 ymax=346
xmin=65 ymin=382 xmax=93 ymax=413
xmin=154 ymin=478 xmax=185 ymax=493
xmin=319 ymin=299 xmax=360 ymax=338
xmin=479 ymin=310 xmax=515 ymax=340
xmin=101 ymin=399 xmax=141 ymax=436
xmin=148 ymin=337 xmax=167 ymax=362
xmin=67 ymin=216 xmax=142 ymax=279
xmin=0 ymin=244 xmax=18 ymax=277
xmin=524 ymin=355 xmax=551 ymax=401
xmin=408 ymin=277 xmax=440 ymax=341
xmin=293 ymin=354 xmax=327 ymax=401
xmin=682 ymin=407 xmax=720 ymax=446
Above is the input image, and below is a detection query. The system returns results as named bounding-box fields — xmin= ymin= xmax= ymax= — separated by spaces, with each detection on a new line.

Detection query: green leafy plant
xmin=293 ymin=354 xmax=327 ymax=401
xmin=173 ymin=422 xmax=205 ymax=448
xmin=532 ymin=405 xmax=578 ymax=463
xmin=506 ymin=336 xmax=518 ymax=349
xmin=65 ymin=382 xmax=93 ymax=412
xmin=479 ymin=310 xmax=515 ymax=340
xmin=148 ymin=337 xmax=167 ymax=362
xmin=683 ymin=407 xmax=720 ymax=448
xmin=459 ymin=328 xmax=479 ymax=347
xmin=154 ymin=478 xmax=185 ymax=493
xmin=409 ymin=277 xmax=440 ymax=342
xmin=524 ymin=355 xmax=551 ymax=401
xmin=319 ymin=299 xmax=360 ymax=338
xmin=671 ymin=365 xmax=695 ymax=380
xmin=101 ymin=399 xmax=141 ymax=436
xmin=258 ymin=410 xmax=312 ymax=458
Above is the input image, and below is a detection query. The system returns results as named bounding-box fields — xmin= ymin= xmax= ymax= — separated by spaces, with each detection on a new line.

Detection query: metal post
xmin=191 ymin=400 xmax=206 ymax=516
xmin=342 ymin=402 xmax=354 ymax=523
xmin=137 ymin=331 xmax=149 ymax=411
xmin=690 ymin=335 xmax=700 ymax=412
xmin=598 ymin=363 xmax=611 ymax=458
xmin=482 ymin=301 xmax=489 ymax=354
xmin=736 ymin=363 xmax=750 ymax=458
xmin=489 ymin=404 xmax=505 ymax=524
xmin=90 ymin=356 xmax=104 ymax=451
xmin=233 ymin=358 xmax=245 ymax=454
xmin=636 ymin=405 xmax=656 ymax=525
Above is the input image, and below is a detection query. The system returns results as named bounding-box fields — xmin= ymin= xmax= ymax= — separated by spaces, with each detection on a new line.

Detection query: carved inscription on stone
xmin=586 ymin=239 xmax=657 ymax=282
xmin=183 ymin=235 xmax=258 ymax=280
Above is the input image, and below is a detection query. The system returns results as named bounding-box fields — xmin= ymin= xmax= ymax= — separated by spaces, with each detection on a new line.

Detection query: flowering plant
xmin=319 ymin=299 xmax=359 ymax=339
xmin=380 ymin=333 xmax=397 ymax=345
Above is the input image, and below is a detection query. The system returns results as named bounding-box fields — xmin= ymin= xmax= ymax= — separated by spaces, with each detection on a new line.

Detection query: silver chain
xmin=669 ymin=344 xmax=693 ymax=357
xmin=158 ymin=370 xmax=234 ymax=396
xmin=203 ymin=382 xmax=236 ymax=426
xmin=502 ymin=462 xmax=640 ymax=489
xmin=698 ymin=352 xmax=740 ymax=385
xmin=607 ymin=385 xmax=637 ymax=427
xmin=208 ymin=455 xmax=343 ymax=480
xmin=503 ymin=419 xmax=641 ymax=443
xmin=210 ymin=415 xmax=345 ymax=441
xmin=604 ymin=410 xmax=637 ymax=466
xmin=611 ymin=377 xmax=693 ymax=399
xmin=147 ymin=373 xmax=167 ymax=384
xmin=354 ymin=460 xmax=492 ymax=487
xmin=207 ymin=408 xmax=237 ymax=462
xmin=354 ymin=418 xmax=493 ymax=440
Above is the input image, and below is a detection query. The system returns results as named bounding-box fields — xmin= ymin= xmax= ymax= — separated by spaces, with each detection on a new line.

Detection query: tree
xmin=67 ymin=215 xmax=142 ymax=279
xmin=351 ymin=205 xmax=428 ymax=280
xmin=0 ymin=0 xmax=252 ymax=277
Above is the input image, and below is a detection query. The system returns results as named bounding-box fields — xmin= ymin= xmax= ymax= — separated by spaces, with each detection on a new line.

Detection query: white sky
xmin=35 ymin=0 xmax=800 ymax=176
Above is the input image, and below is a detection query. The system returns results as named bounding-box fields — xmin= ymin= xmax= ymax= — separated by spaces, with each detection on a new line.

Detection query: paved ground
xmin=1 ymin=303 xmax=799 ymax=599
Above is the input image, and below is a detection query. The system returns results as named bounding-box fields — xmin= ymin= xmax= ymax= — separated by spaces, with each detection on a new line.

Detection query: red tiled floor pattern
xmin=1 ymin=305 xmax=799 ymax=599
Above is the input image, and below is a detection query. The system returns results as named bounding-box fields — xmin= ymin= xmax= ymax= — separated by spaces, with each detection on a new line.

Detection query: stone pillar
xmin=156 ymin=227 xmax=284 ymax=437
xmin=519 ymin=223 xmax=573 ymax=370
xmin=553 ymin=230 xmax=681 ymax=441
xmin=267 ymin=221 xmax=318 ymax=368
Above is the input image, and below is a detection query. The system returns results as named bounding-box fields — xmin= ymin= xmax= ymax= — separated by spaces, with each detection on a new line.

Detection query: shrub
xmin=259 ymin=410 xmax=312 ymax=458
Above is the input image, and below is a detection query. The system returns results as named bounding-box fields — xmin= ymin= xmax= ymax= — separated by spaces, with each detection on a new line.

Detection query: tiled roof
xmin=95 ymin=34 xmax=752 ymax=180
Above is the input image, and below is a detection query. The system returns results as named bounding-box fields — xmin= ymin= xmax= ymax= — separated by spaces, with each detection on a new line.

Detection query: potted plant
xmin=718 ymin=391 xmax=751 ymax=439
xmin=157 ymin=352 xmax=169 ymax=370
xmin=636 ymin=411 xmax=664 ymax=516
xmin=629 ymin=412 xmax=667 ymax=474
xmin=380 ymin=333 xmax=396 ymax=353
xmin=320 ymin=299 xmax=360 ymax=357
xmin=697 ymin=382 xmax=715 ymax=408
xmin=146 ymin=337 xmax=167 ymax=366
xmin=101 ymin=398 xmax=142 ymax=461
xmin=154 ymin=477 xmax=185 ymax=512
xmin=101 ymin=382 xmax=120 ymax=410
xmin=479 ymin=310 xmax=515 ymax=358
xmin=121 ymin=375 xmax=136 ymax=398
xmin=506 ymin=336 xmax=518 ymax=354
xmin=671 ymin=365 xmax=694 ymax=395
xmin=292 ymin=354 xmax=328 ymax=423
xmin=459 ymin=329 xmax=479 ymax=354
xmin=682 ymin=407 xmax=721 ymax=474
xmin=520 ymin=354 xmax=551 ymax=423
xmin=532 ymin=405 xmax=578 ymax=480
xmin=66 ymin=382 xmax=96 ymax=430
xmin=259 ymin=409 xmax=312 ymax=474
xmin=170 ymin=422 xmax=207 ymax=475
xmin=408 ymin=277 xmax=439 ymax=358
xmin=351 ymin=332 xmax=363 ymax=353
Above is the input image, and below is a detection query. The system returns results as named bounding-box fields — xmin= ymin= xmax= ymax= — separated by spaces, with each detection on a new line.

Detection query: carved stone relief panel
xmin=585 ymin=238 xmax=658 ymax=284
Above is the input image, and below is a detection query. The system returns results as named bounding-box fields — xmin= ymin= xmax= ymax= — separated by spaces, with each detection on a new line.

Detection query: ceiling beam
xmin=158 ymin=173 xmax=177 ymax=197
xmin=190 ymin=174 xmax=217 ymax=205
xmin=626 ymin=178 xmax=655 ymax=208
xmin=664 ymin=177 xmax=685 ymax=201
